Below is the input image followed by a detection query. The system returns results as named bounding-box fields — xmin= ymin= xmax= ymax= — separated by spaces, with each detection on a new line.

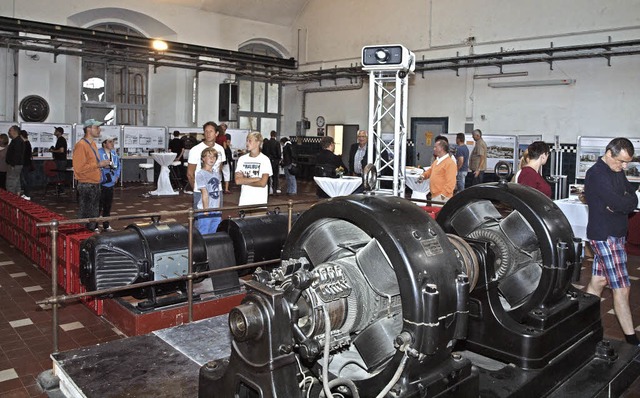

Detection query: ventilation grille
xmin=94 ymin=247 xmax=140 ymax=290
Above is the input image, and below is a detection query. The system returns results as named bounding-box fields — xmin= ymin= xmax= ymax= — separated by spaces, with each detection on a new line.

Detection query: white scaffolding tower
xmin=363 ymin=45 xmax=414 ymax=197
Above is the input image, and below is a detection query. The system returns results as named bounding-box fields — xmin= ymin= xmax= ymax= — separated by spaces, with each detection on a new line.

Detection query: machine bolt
xmin=394 ymin=331 xmax=413 ymax=349
xmin=204 ymin=361 xmax=219 ymax=370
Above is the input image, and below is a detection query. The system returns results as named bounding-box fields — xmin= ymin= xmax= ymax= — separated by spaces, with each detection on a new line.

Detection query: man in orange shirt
xmin=418 ymin=139 xmax=457 ymax=202
xmin=73 ymin=119 xmax=111 ymax=231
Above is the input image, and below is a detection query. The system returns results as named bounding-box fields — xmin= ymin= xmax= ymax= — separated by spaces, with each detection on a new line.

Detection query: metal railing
xmin=36 ymin=198 xmax=316 ymax=353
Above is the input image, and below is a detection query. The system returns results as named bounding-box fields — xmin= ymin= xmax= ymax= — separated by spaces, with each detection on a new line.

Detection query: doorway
xmin=410 ymin=117 xmax=448 ymax=167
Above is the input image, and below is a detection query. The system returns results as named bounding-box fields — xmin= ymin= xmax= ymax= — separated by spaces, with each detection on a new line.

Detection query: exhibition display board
xmin=482 ymin=134 xmax=518 ymax=173
xmin=22 ymin=123 xmax=73 ymax=158
xmin=576 ymin=136 xmax=640 ymax=182
xmin=123 ymin=126 xmax=166 ymax=156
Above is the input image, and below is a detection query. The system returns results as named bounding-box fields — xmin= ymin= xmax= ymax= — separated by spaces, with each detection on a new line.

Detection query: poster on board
xmin=122 ymin=126 xmax=166 ymax=156
xmin=482 ymin=135 xmax=518 ymax=173
xmin=21 ymin=123 xmax=73 ymax=158
xmin=576 ymin=136 xmax=640 ymax=182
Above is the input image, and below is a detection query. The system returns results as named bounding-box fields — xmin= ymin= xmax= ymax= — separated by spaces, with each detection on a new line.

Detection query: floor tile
xmin=9 ymin=272 xmax=27 ymax=278
xmin=0 ymin=260 xmax=15 ymax=266
xmin=0 ymin=368 xmax=18 ymax=382
xmin=59 ymin=321 xmax=84 ymax=332
xmin=22 ymin=286 xmax=43 ymax=293
xmin=8 ymin=319 xmax=33 ymax=328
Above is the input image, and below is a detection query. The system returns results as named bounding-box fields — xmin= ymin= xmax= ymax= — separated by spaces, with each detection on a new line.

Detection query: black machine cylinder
xmin=218 ymin=212 xmax=299 ymax=270
xmin=79 ymin=214 xmax=296 ymax=301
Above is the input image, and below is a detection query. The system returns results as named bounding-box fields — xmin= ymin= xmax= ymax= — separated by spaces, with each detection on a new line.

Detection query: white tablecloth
xmin=149 ymin=152 xmax=179 ymax=196
xmin=554 ymin=198 xmax=588 ymax=241
xmin=405 ymin=168 xmax=430 ymax=200
xmin=314 ymin=176 xmax=362 ymax=197
xmin=555 ymin=193 xmax=640 ymax=242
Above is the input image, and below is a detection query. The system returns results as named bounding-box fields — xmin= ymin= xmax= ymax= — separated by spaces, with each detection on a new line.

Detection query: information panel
xmin=576 ymin=136 xmax=640 ymax=182
xmin=483 ymin=134 xmax=518 ymax=173
xmin=21 ymin=123 xmax=73 ymax=159
xmin=122 ymin=126 xmax=166 ymax=156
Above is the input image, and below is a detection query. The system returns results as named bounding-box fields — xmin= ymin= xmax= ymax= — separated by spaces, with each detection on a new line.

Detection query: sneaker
xmin=104 ymin=227 xmax=115 ymax=232
xmin=21 ymin=194 xmax=30 ymax=201
xmin=184 ymin=190 xmax=193 ymax=195
xmin=93 ymin=228 xmax=100 ymax=233
xmin=276 ymin=189 xmax=282 ymax=194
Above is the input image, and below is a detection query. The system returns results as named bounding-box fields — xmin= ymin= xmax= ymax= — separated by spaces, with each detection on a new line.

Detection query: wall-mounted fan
xmin=19 ymin=95 xmax=50 ymax=122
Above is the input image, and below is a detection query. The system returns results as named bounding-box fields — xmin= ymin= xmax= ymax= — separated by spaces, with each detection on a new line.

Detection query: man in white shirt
xmin=187 ymin=121 xmax=225 ymax=202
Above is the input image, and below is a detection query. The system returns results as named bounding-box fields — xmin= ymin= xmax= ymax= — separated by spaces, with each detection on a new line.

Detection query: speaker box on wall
xmin=219 ymin=83 xmax=238 ymax=122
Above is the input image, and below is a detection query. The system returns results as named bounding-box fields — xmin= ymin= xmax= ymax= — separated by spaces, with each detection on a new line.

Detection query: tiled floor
xmin=1 ymin=180 xmax=640 ymax=397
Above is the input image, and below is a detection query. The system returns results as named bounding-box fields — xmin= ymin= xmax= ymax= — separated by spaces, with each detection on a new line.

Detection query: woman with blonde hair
xmin=234 ymin=131 xmax=272 ymax=206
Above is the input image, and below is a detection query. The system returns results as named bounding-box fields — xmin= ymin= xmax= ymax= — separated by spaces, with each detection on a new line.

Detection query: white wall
xmin=3 ymin=0 xmax=640 ymax=144
xmin=287 ymin=0 xmax=640 ymax=143
xmin=0 ymin=0 xmax=291 ymax=127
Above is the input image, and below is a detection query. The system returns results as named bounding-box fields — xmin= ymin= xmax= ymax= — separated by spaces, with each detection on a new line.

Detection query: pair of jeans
xmin=283 ymin=164 xmax=297 ymax=194
xmin=456 ymin=170 xmax=468 ymax=193
xmin=195 ymin=213 xmax=222 ymax=235
xmin=77 ymin=182 xmax=100 ymax=230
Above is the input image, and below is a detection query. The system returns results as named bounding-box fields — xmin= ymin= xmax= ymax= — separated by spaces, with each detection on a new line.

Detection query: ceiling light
xmin=488 ymin=79 xmax=576 ymax=88
xmin=151 ymin=39 xmax=168 ymax=51
xmin=473 ymin=72 xmax=528 ymax=79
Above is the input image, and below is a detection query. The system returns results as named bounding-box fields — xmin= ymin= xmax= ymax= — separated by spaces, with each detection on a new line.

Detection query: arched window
xmin=81 ymin=23 xmax=149 ymax=126
xmin=237 ymin=41 xmax=284 ymax=134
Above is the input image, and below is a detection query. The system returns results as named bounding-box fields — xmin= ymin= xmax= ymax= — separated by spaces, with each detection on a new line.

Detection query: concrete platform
xmin=52 ymin=316 xmax=231 ymax=398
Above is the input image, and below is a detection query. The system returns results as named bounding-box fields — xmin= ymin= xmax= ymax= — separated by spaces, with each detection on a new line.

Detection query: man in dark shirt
xmin=20 ymin=130 xmax=33 ymax=198
xmin=315 ymin=136 xmax=348 ymax=198
xmin=262 ymin=130 xmax=282 ymax=195
xmin=6 ymin=125 xmax=24 ymax=195
xmin=168 ymin=130 xmax=185 ymax=187
xmin=454 ymin=133 xmax=469 ymax=193
xmin=50 ymin=127 xmax=68 ymax=187
xmin=585 ymin=137 xmax=639 ymax=345
xmin=51 ymin=127 xmax=68 ymax=165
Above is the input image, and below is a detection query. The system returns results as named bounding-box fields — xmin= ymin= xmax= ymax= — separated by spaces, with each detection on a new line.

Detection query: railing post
xmin=50 ymin=219 xmax=59 ymax=353
xmin=287 ymin=199 xmax=294 ymax=233
xmin=187 ymin=208 xmax=194 ymax=323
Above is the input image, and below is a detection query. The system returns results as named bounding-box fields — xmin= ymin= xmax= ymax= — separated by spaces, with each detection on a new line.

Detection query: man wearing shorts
xmin=585 ymin=137 xmax=639 ymax=345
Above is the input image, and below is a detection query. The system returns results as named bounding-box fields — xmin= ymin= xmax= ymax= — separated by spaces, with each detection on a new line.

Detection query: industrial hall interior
xmin=3 ymin=0 xmax=640 ymax=397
